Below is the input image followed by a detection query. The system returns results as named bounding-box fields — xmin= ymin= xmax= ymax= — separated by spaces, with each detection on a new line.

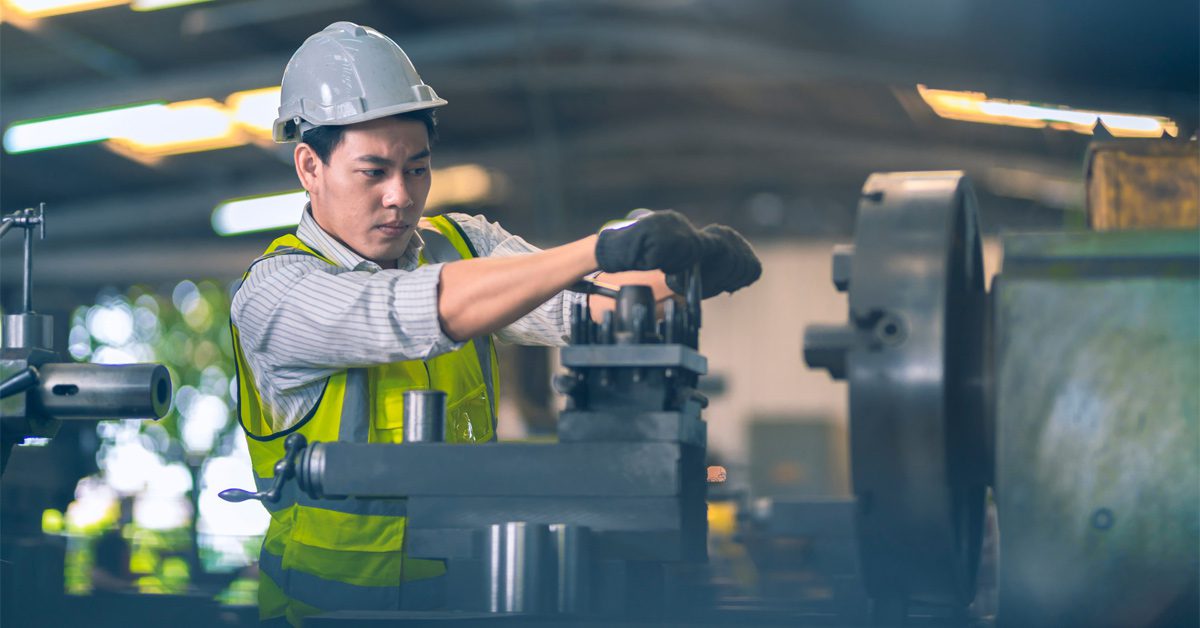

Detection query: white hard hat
xmin=272 ymin=21 xmax=447 ymax=143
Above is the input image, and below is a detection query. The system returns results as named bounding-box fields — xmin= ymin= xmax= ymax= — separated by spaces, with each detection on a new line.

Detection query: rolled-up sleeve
xmin=232 ymin=253 xmax=465 ymax=392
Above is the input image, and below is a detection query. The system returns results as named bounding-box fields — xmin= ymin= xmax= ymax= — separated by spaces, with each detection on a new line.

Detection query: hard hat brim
xmin=272 ymin=97 xmax=448 ymax=143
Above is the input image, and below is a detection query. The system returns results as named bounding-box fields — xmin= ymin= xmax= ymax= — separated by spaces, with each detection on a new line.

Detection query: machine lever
xmin=0 ymin=366 xmax=39 ymax=400
xmin=567 ymin=279 xmax=620 ymax=300
xmin=219 ymin=433 xmax=308 ymax=504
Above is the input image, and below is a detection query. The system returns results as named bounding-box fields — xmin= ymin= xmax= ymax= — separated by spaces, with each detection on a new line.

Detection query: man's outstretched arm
xmin=436 ymin=210 xmax=762 ymax=341
xmin=437 ymin=234 xmax=603 ymax=342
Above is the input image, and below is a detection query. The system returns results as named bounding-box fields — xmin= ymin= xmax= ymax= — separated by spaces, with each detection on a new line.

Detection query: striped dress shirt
xmin=231 ymin=207 xmax=585 ymax=431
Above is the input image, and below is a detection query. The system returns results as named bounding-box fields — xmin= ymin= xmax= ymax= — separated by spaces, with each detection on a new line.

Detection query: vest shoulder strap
xmin=420 ymin=214 xmax=478 ymax=262
xmin=239 ymin=234 xmax=335 ymax=282
xmin=261 ymin=234 xmax=335 ymax=264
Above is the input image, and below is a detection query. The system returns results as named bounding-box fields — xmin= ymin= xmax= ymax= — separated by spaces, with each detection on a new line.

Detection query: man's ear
xmin=294 ymin=143 xmax=322 ymax=193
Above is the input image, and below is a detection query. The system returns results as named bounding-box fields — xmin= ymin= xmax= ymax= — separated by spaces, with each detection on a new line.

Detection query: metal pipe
xmin=551 ymin=524 xmax=591 ymax=614
xmin=2 ymin=313 xmax=54 ymax=350
xmin=486 ymin=521 xmax=551 ymax=613
xmin=34 ymin=363 xmax=171 ymax=419
xmin=403 ymin=389 xmax=446 ymax=443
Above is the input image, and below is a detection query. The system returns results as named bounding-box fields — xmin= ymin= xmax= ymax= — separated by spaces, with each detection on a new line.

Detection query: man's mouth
xmin=375 ymin=223 xmax=410 ymax=236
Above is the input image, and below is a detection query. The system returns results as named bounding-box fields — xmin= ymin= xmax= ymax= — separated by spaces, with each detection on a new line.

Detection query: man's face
xmin=299 ymin=116 xmax=432 ymax=266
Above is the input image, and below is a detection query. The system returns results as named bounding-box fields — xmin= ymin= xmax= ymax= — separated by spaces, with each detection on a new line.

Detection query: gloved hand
xmin=666 ymin=224 xmax=762 ymax=298
xmin=594 ymin=210 xmax=702 ymax=274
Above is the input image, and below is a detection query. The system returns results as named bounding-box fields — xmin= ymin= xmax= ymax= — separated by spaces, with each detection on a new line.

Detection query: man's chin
xmin=366 ymin=239 xmax=411 ymax=265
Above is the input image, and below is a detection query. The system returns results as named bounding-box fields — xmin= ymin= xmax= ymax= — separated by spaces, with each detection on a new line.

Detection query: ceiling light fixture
xmin=918 ymin=85 xmax=1178 ymax=139
xmin=2 ymin=102 xmax=164 ymax=153
xmin=2 ymin=0 xmax=127 ymax=19
xmin=130 ymin=0 xmax=211 ymax=10
xmin=211 ymin=190 xmax=308 ymax=237
xmin=0 ymin=0 xmax=210 ymax=18
xmin=106 ymin=98 xmax=241 ymax=158
xmin=226 ymin=87 xmax=282 ymax=141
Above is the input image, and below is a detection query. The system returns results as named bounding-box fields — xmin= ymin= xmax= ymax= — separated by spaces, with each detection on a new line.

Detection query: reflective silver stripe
xmin=474 ymin=335 xmax=498 ymax=441
xmin=253 ymin=471 xmax=408 ymax=516
xmin=258 ymin=548 xmax=287 ymax=589
xmin=258 ymin=547 xmax=402 ymax=611
xmin=339 ymin=367 xmax=369 ymax=442
xmin=421 ymin=224 xmax=498 ymax=438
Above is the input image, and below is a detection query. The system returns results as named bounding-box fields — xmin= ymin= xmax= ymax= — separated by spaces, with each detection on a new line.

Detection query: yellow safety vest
xmin=231 ymin=215 xmax=499 ymax=625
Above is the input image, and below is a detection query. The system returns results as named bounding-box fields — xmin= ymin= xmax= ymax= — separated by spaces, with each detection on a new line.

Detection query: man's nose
xmin=381 ymin=175 xmax=412 ymax=209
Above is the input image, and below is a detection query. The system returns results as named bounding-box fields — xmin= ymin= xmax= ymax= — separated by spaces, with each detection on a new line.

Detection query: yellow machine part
xmin=1086 ymin=139 xmax=1199 ymax=231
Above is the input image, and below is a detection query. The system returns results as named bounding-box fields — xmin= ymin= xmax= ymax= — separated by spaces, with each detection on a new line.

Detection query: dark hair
xmin=301 ymin=109 xmax=439 ymax=164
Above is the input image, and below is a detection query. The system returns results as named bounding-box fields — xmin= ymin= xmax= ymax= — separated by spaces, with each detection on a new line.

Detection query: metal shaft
xmin=551 ymin=524 xmax=591 ymax=614
xmin=487 ymin=522 xmax=551 ymax=613
xmin=34 ymin=363 xmax=171 ymax=419
xmin=23 ymin=220 xmax=33 ymax=312
xmin=403 ymin=389 xmax=446 ymax=443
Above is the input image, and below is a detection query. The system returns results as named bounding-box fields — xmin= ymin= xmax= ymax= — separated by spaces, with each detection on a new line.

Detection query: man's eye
xmin=407 ymin=167 xmax=429 ymax=177
xmin=360 ymin=169 xmax=384 ymax=178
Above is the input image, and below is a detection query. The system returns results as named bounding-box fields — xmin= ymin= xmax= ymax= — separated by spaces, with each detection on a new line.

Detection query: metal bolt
xmin=1091 ymin=508 xmax=1115 ymax=530
xmin=873 ymin=313 xmax=907 ymax=347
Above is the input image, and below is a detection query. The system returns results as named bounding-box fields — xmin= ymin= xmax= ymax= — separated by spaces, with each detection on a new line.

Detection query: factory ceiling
xmin=1 ymin=0 xmax=1197 ymax=303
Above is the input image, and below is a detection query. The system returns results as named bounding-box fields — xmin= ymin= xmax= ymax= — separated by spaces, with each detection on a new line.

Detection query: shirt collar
xmin=296 ymin=203 xmax=425 ymax=272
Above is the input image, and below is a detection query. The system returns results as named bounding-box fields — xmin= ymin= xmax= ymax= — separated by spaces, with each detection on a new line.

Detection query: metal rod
xmin=23 ymin=219 xmax=33 ymax=312
xmin=551 ymin=524 xmax=591 ymax=614
xmin=403 ymin=389 xmax=446 ymax=443
xmin=487 ymin=521 xmax=550 ymax=613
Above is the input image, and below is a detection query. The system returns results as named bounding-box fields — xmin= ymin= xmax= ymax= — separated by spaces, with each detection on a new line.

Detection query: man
xmin=231 ymin=21 xmax=761 ymax=626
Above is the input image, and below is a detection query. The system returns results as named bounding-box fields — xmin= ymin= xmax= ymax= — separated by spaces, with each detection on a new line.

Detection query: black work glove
xmin=594 ymin=210 xmax=702 ymax=274
xmin=666 ymin=224 xmax=762 ymax=298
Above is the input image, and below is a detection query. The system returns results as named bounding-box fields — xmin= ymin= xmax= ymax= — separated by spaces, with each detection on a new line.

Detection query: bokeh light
xmin=60 ymin=277 xmax=260 ymax=598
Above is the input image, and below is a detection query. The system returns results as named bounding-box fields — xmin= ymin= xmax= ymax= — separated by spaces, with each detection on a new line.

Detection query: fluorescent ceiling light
xmin=3 ymin=102 xmax=165 ymax=154
xmin=226 ymin=87 xmax=282 ymax=140
xmin=212 ymin=191 xmax=308 ymax=236
xmin=5 ymin=90 xmax=273 ymax=158
xmin=213 ymin=165 xmax=503 ymax=236
xmin=918 ymin=85 xmax=1178 ymax=139
xmin=5 ymin=99 xmax=240 ymax=158
xmin=107 ymin=98 xmax=241 ymax=157
xmin=130 ymin=0 xmax=210 ymax=10
xmin=3 ymin=0 xmax=127 ymax=18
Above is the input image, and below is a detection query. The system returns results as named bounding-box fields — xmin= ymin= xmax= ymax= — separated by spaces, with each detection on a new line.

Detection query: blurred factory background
xmin=0 ymin=0 xmax=1196 ymax=625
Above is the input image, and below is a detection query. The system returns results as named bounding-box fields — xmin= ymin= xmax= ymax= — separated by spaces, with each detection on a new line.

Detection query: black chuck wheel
xmin=805 ymin=171 xmax=989 ymax=614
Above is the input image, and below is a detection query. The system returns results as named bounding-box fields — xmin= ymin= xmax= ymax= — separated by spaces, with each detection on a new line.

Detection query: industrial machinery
xmin=0 ymin=204 xmax=173 ymax=473
xmin=219 ymin=141 xmax=1196 ymax=626
xmin=222 ymin=274 xmax=713 ymax=622
xmin=805 ymin=147 xmax=1198 ymax=627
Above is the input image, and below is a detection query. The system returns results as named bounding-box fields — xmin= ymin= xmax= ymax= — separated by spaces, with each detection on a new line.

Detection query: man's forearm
xmin=437 ymin=234 xmax=599 ymax=341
